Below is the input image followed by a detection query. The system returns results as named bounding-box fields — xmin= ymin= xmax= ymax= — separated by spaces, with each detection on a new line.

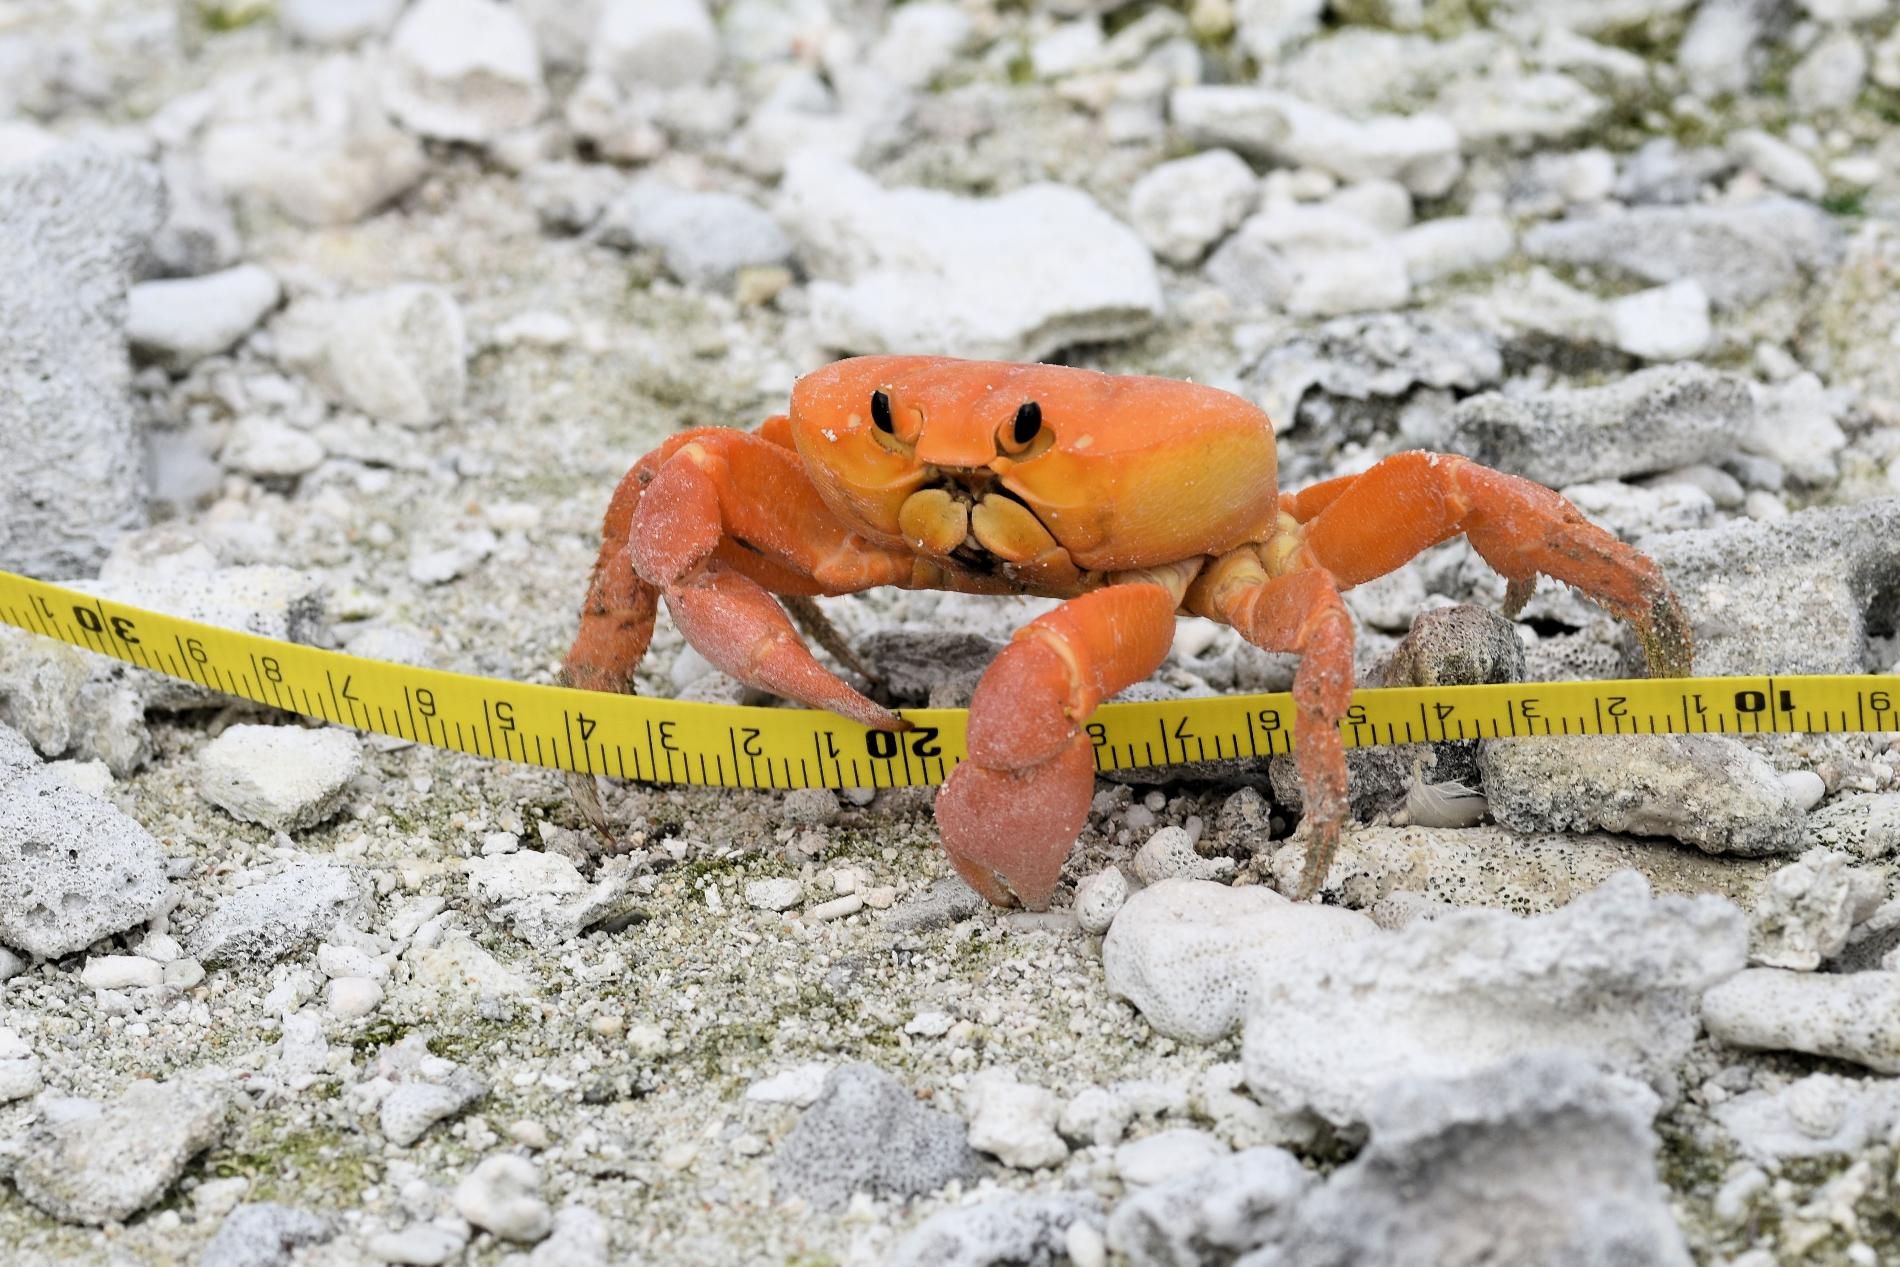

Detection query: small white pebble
xmin=317 ymin=943 xmax=389 ymax=981
xmin=135 ymin=932 xmax=183 ymax=963
xmin=660 ymin=1142 xmax=698 ymax=1170
xmin=325 ymin=976 xmax=384 ymax=1018
xmin=905 ymin=1011 xmax=954 ymax=1038
xmin=806 ymin=894 xmax=863 ymax=922
xmin=745 ymin=1062 xmax=831 ymax=1106
xmin=1133 ymin=826 xmax=1234 ymax=886
xmin=1780 ymin=770 xmax=1826 ymax=812
xmin=744 ymin=878 xmax=803 ymax=912
xmin=480 ymin=831 xmax=519 ymax=855
xmin=453 ymin=1154 xmax=551 ymax=1243
xmin=1074 ymin=867 xmax=1129 ymax=935
xmin=365 ymin=1224 xmax=467 ymax=1266
xmin=1114 ymin=1128 xmax=1227 ymax=1185
xmin=162 ymin=959 xmax=206 ymax=990
xmin=509 ymin=1119 xmax=551 ymax=1150
xmin=1067 ymin=1220 xmax=1108 ymax=1267
xmin=839 ymin=786 xmax=876 ymax=807
xmin=1142 ymin=791 xmax=1166 ymax=812
xmin=862 ymin=885 xmax=897 ymax=909
xmin=81 ymin=956 xmax=162 ymax=991
xmin=1743 ymin=490 xmax=1788 ymax=521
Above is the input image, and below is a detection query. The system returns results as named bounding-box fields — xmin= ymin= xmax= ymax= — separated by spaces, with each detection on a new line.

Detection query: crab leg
xmin=1295 ymin=451 xmax=1693 ymax=675
xmin=934 ymin=583 xmax=1179 ymax=909
xmin=1191 ymin=553 xmax=1356 ymax=899
xmin=560 ymin=427 xmax=918 ymax=837
xmin=626 ymin=436 xmax=916 ymax=729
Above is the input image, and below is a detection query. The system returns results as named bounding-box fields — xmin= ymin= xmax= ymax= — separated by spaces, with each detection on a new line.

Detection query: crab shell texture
xmin=788 ymin=356 xmax=1280 ymax=581
xmin=562 ymin=355 xmax=1692 ymax=911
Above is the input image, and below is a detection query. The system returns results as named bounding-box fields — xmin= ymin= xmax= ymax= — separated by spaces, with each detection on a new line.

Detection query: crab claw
xmin=936 ymin=734 xmax=1097 ymax=909
xmin=931 ymin=583 xmax=1178 ymax=909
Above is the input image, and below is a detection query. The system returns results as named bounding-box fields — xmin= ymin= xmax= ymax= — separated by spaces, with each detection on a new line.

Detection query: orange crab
xmin=562 ymin=356 xmax=1691 ymax=908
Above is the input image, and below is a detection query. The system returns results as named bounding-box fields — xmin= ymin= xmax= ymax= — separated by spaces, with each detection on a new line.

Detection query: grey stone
xmin=1245 ymin=311 xmax=1503 ymax=432
xmin=1749 ymin=848 xmax=1885 ymax=970
xmin=1523 ymin=197 xmax=1839 ymax=308
xmin=1713 ymin=1073 xmax=1900 ymax=1161
xmin=514 ymin=1205 xmax=609 ymax=1267
xmin=1444 ymin=364 xmax=1754 ymax=487
xmin=1107 ymin=1147 xmax=1313 ymax=1267
xmin=275 ymin=285 xmax=467 ymax=429
xmin=13 ymin=1074 xmax=230 ymax=1225
xmin=0 ymin=630 xmax=150 ymax=775
xmin=1809 ymin=223 xmax=1900 ymax=405
xmin=199 ymin=1202 xmax=335 ymax=1267
xmin=1482 ymin=733 xmax=1805 ymax=857
xmin=597 ymin=183 xmax=792 ymax=289
xmin=149 ymin=153 xmax=241 ymax=279
xmin=776 ymin=155 xmax=1160 ymax=362
xmin=381 ymin=1071 xmax=487 ymax=1146
xmin=1128 ymin=149 xmax=1259 ymax=266
xmin=382 ymin=0 xmax=548 ymax=143
xmin=1638 ymin=499 xmax=1900 ymax=675
xmin=771 ymin=1064 xmax=982 ymax=1209
xmin=279 ymin=0 xmax=402 ymax=45
xmin=859 ymin=631 xmax=1004 ymax=707
xmin=465 ymin=852 xmax=636 ymax=950
xmin=1807 ymin=792 xmax=1900 ymax=861
xmin=1251 ymin=1054 xmax=1690 ymax=1267
xmin=1702 ymin=968 xmax=1900 ymax=1073
xmin=884 ymin=875 xmax=987 ymax=932
xmin=453 ymin=1154 xmax=550 ymax=1243
xmin=1611 ymin=141 xmax=1746 ymax=207
xmin=199 ymin=57 xmax=426 ymax=227
xmin=184 ymin=859 xmax=370 ymax=967
xmin=886 ymin=1195 xmax=1104 ymax=1267
xmin=1105 ymin=880 xmax=1378 ymax=1044
xmin=197 ymin=725 xmax=361 ymax=832
xmin=0 ymin=726 xmax=169 ymax=958
xmin=1275 ymin=823 xmax=1778 ymax=917
xmin=128 ymin=264 xmax=281 ymax=370
xmin=0 ymin=147 xmax=164 ymax=577
xmin=1242 ymin=872 xmax=1746 ymax=1125
xmin=1171 ymin=86 xmax=1460 ymax=197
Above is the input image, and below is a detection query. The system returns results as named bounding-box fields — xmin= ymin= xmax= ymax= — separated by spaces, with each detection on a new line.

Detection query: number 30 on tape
xmin=2 ymin=569 xmax=1896 ymax=791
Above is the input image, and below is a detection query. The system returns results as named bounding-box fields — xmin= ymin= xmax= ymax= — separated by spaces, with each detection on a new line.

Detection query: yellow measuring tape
xmin=2 ymin=569 xmax=1895 ymax=790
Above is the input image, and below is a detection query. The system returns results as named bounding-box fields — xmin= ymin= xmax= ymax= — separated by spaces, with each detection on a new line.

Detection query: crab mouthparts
xmin=897 ymin=476 xmax=1062 ymax=570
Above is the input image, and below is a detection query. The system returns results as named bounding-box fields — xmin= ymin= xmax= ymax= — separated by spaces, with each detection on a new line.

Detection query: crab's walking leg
xmin=560 ymin=427 xmax=916 ymax=840
xmin=561 ymin=455 xmax=666 ymax=841
xmin=1290 ymin=452 xmax=1692 ymax=675
xmin=1192 ymin=554 xmax=1356 ymax=900
xmin=629 ymin=434 xmax=918 ymax=730
xmin=934 ymin=583 xmax=1178 ymax=909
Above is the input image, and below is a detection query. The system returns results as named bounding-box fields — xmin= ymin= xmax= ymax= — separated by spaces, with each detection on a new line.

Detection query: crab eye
xmin=871 ymin=390 xmax=894 ymax=433
xmin=1011 ymin=400 xmax=1041 ymax=446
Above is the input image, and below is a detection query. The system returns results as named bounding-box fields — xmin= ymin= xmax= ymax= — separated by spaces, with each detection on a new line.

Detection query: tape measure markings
xmin=2 ymin=569 xmax=1896 ymax=790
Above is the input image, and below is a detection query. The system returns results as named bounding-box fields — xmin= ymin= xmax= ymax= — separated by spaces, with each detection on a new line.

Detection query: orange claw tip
xmin=935 ymin=736 xmax=1095 ymax=910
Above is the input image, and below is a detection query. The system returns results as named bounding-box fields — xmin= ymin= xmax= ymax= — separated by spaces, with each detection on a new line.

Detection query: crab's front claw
xmin=936 ymin=734 xmax=1096 ymax=909
xmin=931 ymin=583 xmax=1179 ymax=910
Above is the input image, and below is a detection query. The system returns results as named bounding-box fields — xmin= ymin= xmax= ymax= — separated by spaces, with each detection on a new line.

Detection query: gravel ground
xmin=3 ymin=1 xmax=1900 ymax=1265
